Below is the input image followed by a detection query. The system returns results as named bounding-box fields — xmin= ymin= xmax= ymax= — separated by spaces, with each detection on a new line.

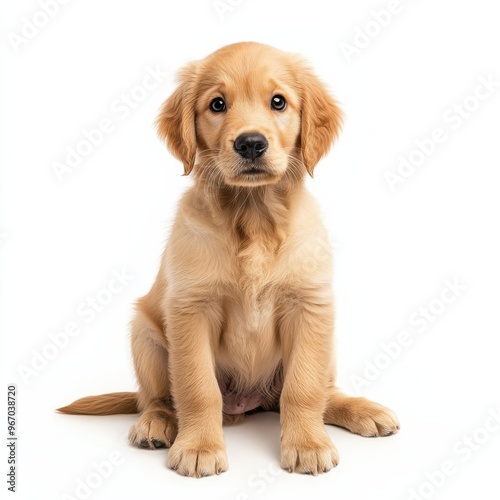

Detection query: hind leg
xmin=128 ymin=308 xmax=178 ymax=449
xmin=323 ymin=388 xmax=400 ymax=437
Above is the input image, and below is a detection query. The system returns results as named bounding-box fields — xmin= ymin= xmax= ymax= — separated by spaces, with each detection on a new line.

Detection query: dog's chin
xmin=226 ymin=171 xmax=281 ymax=187
xmin=226 ymin=174 xmax=279 ymax=187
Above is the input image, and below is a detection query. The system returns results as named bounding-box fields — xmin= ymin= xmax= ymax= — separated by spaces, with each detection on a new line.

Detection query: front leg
xmin=279 ymin=291 xmax=339 ymax=475
xmin=166 ymin=298 xmax=227 ymax=477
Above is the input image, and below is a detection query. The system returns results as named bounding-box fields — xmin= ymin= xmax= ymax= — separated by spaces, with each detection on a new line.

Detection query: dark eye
xmin=271 ymin=95 xmax=287 ymax=111
xmin=210 ymin=97 xmax=226 ymax=113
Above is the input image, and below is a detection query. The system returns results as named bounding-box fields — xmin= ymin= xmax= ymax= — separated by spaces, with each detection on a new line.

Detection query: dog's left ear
xmin=299 ymin=67 xmax=343 ymax=175
xmin=157 ymin=62 xmax=198 ymax=175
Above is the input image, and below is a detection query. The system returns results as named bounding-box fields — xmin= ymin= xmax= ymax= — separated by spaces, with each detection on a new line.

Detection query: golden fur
xmin=58 ymin=42 xmax=399 ymax=477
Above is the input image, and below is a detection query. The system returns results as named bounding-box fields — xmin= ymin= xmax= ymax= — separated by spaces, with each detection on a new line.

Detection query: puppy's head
xmin=157 ymin=42 xmax=342 ymax=186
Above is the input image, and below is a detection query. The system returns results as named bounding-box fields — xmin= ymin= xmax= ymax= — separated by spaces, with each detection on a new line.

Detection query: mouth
xmin=227 ymin=165 xmax=279 ymax=187
xmin=240 ymin=167 xmax=268 ymax=176
xmin=237 ymin=157 xmax=274 ymax=177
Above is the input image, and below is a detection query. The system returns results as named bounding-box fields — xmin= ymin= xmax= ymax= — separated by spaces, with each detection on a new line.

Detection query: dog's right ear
xmin=157 ymin=62 xmax=198 ymax=175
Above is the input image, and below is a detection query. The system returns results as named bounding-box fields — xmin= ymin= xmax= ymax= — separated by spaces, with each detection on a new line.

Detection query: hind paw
xmin=129 ymin=410 xmax=178 ymax=450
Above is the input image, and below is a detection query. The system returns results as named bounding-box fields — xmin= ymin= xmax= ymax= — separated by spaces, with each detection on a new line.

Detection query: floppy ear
xmin=300 ymin=69 xmax=343 ymax=175
xmin=157 ymin=63 xmax=198 ymax=175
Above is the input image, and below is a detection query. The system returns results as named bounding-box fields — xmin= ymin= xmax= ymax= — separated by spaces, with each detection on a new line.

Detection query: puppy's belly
xmin=221 ymin=390 xmax=263 ymax=414
xmin=218 ymin=368 xmax=283 ymax=415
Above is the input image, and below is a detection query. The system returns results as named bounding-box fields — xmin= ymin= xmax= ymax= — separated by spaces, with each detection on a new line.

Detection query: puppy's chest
xmin=217 ymin=235 xmax=283 ymax=384
xmin=220 ymin=241 xmax=277 ymax=362
xmin=234 ymin=241 xmax=276 ymax=328
xmin=220 ymin=245 xmax=278 ymax=382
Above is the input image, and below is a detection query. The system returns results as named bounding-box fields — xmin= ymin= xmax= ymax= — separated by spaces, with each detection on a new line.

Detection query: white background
xmin=1 ymin=1 xmax=500 ymax=499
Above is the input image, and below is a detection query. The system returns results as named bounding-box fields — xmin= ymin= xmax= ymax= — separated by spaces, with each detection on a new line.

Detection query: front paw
xmin=281 ymin=433 xmax=339 ymax=475
xmin=167 ymin=438 xmax=228 ymax=478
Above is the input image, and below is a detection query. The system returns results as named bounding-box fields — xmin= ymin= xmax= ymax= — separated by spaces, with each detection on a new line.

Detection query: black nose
xmin=233 ymin=133 xmax=268 ymax=160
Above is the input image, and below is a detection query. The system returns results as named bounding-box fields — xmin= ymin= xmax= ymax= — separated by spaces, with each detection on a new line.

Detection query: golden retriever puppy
xmin=59 ymin=42 xmax=399 ymax=477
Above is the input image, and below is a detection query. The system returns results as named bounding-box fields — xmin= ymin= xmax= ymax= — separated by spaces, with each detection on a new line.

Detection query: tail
xmin=57 ymin=392 xmax=138 ymax=415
